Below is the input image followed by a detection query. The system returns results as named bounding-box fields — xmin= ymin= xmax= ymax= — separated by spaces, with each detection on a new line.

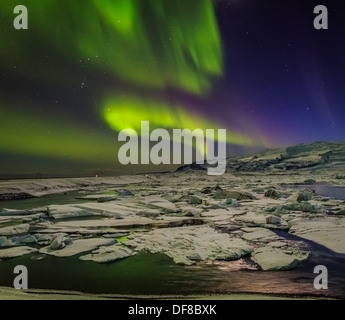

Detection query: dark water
xmin=286 ymin=184 xmax=345 ymax=200
xmin=0 ymin=252 xmax=208 ymax=295
xmin=0 ymin=191 xmax=90 ymax=210
xmin=0 ymin=234 xmax=344 ymax=298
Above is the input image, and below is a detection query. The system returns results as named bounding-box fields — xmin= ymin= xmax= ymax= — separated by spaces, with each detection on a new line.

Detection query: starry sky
xmin=0 ymin=0 xmax=344 ymax=178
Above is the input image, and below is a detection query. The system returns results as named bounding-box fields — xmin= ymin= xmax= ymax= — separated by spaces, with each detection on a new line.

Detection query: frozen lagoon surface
xmin=1 ymin=141 xmax=345 ymax=299
xmin=0 ymin=169 xmax=344 ymax=299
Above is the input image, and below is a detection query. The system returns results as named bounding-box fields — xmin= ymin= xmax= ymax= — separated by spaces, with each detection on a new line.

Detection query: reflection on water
xmin=0 ymin=252 xmax=218 ymax=295
xmin=202 ymin=258 xmax=259 ymax=272
xmin=0 ymin=244 xmax=344 ymax=298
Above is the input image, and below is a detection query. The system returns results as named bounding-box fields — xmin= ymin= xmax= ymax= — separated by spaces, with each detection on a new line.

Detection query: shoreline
xmin=0 ymin=175 xmax=148 ymax=199
xmin=0 ymin=286 xmax=326 ymax=300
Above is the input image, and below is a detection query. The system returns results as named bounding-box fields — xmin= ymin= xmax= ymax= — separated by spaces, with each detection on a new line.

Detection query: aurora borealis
xmin=0 ymin=0 xmax=344 ymax=177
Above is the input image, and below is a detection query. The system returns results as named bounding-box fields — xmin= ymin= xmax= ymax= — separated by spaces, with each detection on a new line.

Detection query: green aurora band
xmin=0 ymin=0 xmax=223 ymax=94
xmin=0 ymin=104 xmax=117 ymax=163
xmin=0 ymin=0 xmax=258 ymax=174
xmin=103 ymin=96 xmax=254 ymax=146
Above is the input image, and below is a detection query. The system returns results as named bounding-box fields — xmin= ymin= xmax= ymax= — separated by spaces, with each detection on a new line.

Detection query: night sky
xmin=0 ymin=0 xmax=344 ymax=177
